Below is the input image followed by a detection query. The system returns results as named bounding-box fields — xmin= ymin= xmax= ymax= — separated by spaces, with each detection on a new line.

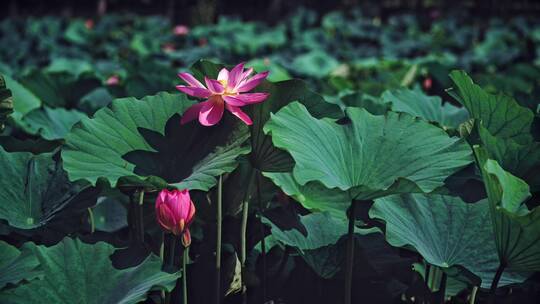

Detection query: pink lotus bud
xmin=155 ymin=189 xmax=196 ymax=247
xmin=162 ymin=43 xmax=175 ymax=53
xmin=85 ymin=19 xmax=94 ymax=30
xmin=198 ymin=37 xmax=208 ymax=46
xmin=423 ymin=77 xmax=432 ymax=91
xmin=106 ymin=75 xmax=120 ymax=86
xmin=173 ymin=25 xmax=190 ymax=36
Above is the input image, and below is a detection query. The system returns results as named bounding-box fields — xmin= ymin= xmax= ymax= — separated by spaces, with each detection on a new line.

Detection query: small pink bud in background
xmin=155 ymin=189 xmax=196 ymax=247
xmin=162 ymin=43 xmax=175 ymax=53
xmin=106 ymin=75 xmax=120 ymax=86
xmin=198 ymin=37 xmax=208 ymax=46
xmin=173 ymin=25 xmax=190 ymax=36
xmin=85 ymin=19 xmax=94 ymax=30
xmin=423 ymin=77 xmax=432 ymax=91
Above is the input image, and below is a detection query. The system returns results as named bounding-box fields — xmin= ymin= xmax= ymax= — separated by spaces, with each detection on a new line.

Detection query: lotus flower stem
xmin=344 ymin=200 xmax=356 ymax=304
xmin=256 ymin=173 xmax=267 ymax=302
xmin=183 ymin=246 xmax=189 ymax=304
xmin=240 ymin=199 xmax=249 ymax=303
xmin=489 ymin=262 xmax=506 ymax=304
xmin=160 ymin=232 xmax=166 ymax=302
xmin=240 ymin=171 xmax=255 ymax=304
xmin=469 ymin=286 xmax=478 ymax=304
xmin=216 ymin=175 xmax=223 ymax=304
xmin=437 ymin=272 xmax=447 ymax=303
xmin=165 ymin=235 xmax=176 ymax=304
xmin=137 ymin=190 xmax=145 ymax=243
xmin=168 ymin=236 xmax=177 ymax=269
xmin=87 ymin=208 xmax=95 ymax=234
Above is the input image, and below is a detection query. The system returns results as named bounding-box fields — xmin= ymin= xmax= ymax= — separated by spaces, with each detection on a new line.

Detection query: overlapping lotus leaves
xmin=381 ymin=88 xmax=469 ymax=128
xmin=475 ymin=151 xmax=540 ymax=272
xmin=0 ymin=240 xmax=43 ymax=289
xmin=62 ymin=92 xmax=250 ymax=191
xmin=370 ymin=194 xmax=530 ymax=288
xmin=0 ymin=238 xmax=180 ymax=304
xmin=0 ymin=147 xmax=88 ymax=229
xmin=263 ymin=102 xmax=472 ymax=200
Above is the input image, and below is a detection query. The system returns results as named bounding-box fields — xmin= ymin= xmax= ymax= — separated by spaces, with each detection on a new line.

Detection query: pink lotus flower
xmin=85 ymin=19 xmax=94 ymax=30
xmin=106 ymin=75 xmax=119 ymax=86
xmin=176 ymin=62 xmax=270 ymax=126
xmin=173 ymin=25 xmax=190 ymax=36
xmin=155 ymin=189 xmax=196 ymax=247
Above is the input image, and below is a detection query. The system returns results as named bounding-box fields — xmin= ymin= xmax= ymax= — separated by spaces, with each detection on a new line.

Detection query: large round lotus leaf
xmin=0 ymin=240 xmax=43 ymax=289
xmin=0 ymin=238 xmax=179 ymax=304
xmin=62 ymin=92 xmax=249 ymax=191
xmin=0 ymin=147 xmax=88 ymax=229
xmin=264 ymin=102 xmax=472 ymax=200
xmin=370 ymin=194 xmax=529 ymax=288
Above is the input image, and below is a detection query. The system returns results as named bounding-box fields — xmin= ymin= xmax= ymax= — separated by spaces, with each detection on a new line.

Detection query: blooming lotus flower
xmin=176 ymin=63 xmax=269 ymax=126
xmin=155 ymin=189 xmax=196 ymax=247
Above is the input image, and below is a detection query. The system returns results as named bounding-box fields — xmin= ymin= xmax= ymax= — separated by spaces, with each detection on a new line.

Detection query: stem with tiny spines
xmin=215 ymin=175 xmax=222 ymax=304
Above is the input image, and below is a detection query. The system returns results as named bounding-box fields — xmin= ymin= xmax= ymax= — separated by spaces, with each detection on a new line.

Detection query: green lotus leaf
xmin=1 ymin=74 xmax=41 ymax=119
xmin=19 ymin=106 xmax=86 ymax=140
xmin=0 ymin=147 xmax=89 ymax=229
xmin=370 ymin=194 xmax=529 ymax=288
xmin=19 ymin=69 xmax=100 ymax=108
xmin=478 ymin=124 xmax=540 ymax=191
xmin=0 ymin=238 xmax=180 ymax=304
xmin=263 ymin=172 xmax=350 ymax=219
xmin=382 ymin=88 xmax=469 ymax=128
xmin=261 ymin=212 xmax=379 ymax=279
xmin=448 ymin=70 xmax=534 ymax=144
xmin=62 ymin=92 xmax=249 ymax=191
xmin=0 ymin=240 xmax=43 ymax=289
xmin=0 ymin=75 xmax=14 ymax=131
xmin=475 ymin=150 xmax=540 ymax=272
xmin=263 ymin=102 xmax=472 ymax=200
